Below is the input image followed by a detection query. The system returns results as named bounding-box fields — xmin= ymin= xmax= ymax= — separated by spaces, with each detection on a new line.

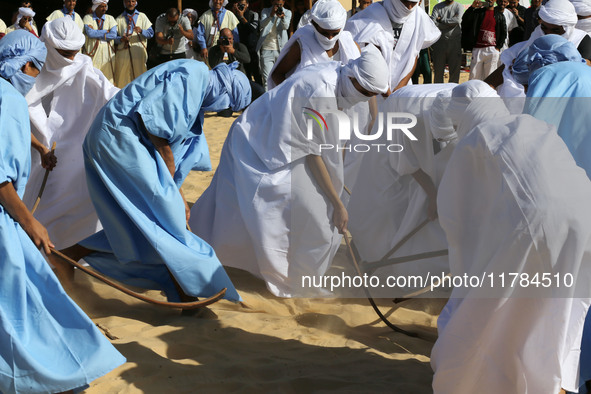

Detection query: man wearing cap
xmin=345 ymin=0 xmax=440 ymax=93
xmin=23 ymin=18 xmax=119 ymax=281
xmin=113 ymin=0 xmax=153 ymax=88
xmin=7 ymin=7 xmax=38 ymax=36
xmin=196 ymin=0 xmax=240 ymax=61
xmin=0 ymin=29 xmax=126 ymax=394
xmin=47 ymin=0 xmax=84 ymax=31
xmin=190 ymin=46 xmax=388 ymax=298
xmin=83 ymin=0 xmax=117 ymax=83
xmin=55 ymin=60 xmax=250 ymax=306
xmin=269 ymin=0 xmax=360 ymax=89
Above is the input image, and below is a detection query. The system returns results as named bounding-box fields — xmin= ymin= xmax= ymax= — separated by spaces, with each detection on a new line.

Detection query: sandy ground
xmin=72 ymin=74 xmax=469 ymax=392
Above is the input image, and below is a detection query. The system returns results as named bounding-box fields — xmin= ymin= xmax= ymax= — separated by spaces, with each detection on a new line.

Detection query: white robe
xmin=190 ymin=63 xmax=345 ymax=297
xmin=267 ymin=24 xmax=360 ymax=90
xmin=347 ymin=84 xmax=455 ymax=292
xmin=345 ymin=1 xmax=440 ymax=90
xmin=431 ymin=102 xmax=591 ymax=393
xmin=114 ymin=12 xmax=151 ymax=88
xmin=23 ymin=50 xmax=119 ymax=249
xmin=82 ymin=14 xmax=117 ymax=83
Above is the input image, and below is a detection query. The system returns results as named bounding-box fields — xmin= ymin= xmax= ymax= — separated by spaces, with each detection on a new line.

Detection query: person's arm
xmin=279 ymin=9 xmax=291 ymax=30
xmin=30 ymin=134 xmax=57 ymax=170
xmin=105 ymin=25 xmax=117 ymax=40
xmin=0 ymin=181 xmax=54 ymax=254
xmin=393 ymin=56 xmax=418 ymax=91
xmin=496 ymin=13 xmax=507 ymax=49
xmin=411 ymin=169 xmax=437 ymax=220
xmin=483 ymin=64 xmax=505 ymax=88
xmin=306 ymin=155 xmax=348 ymax=234
xmin=233 ymin=42 xmax=251 ymax=64
xmin=179 ymin=18 xmax=193 ymax=41
xmin=155 ymin=30 xmax=172 ymax=46
xmin=84 ymin=21 xmax=106 ymax=39
xmin=141 ymin=25 xmax=154 ymax=39
xmin=195 ymin=22 xmax=208 ymax=58
xmin=271 ymin=40 xmax=301 ymax=86
xmin=259 ymin=8 xmax=275 ymax=31
xmin=440 ymin=4 xmax=463 ymax=26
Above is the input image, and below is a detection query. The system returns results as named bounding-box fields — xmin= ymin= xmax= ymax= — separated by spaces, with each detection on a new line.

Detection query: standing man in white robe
xmin=269 ymin=0 xmax=360 ymax=89
xmin=345 ymin=0 xmax=440 ymax=92
xmin=46 ymin=0 xmax=84 ymax=31
xmin=190 ymin=46 xmax=388 ymax=297
xmin=83 ymin=0 xmax=117 ymax=84
xmin=23 ymin=17 xmax=119 ymax=281
xmin=113 ymin=0 xmax=153 ymax=88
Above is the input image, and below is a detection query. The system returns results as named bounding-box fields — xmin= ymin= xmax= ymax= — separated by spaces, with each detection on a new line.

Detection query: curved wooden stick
xmin=50 ymin=247 xmax=226 ymax=309
xmin=31 ymin=141 xmax=56 ymax=214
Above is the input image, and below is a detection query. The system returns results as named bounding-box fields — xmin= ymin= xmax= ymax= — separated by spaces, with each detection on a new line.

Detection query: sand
xmin=72 ymin=106 xmax=451 ymax=393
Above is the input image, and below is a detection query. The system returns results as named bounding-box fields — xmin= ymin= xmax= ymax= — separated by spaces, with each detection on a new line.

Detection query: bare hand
xmin=133 ymin=26 xmax=142 ymax=34
xmin=40 ymin=148 xmax=57 ymax=170
xmin=233 ymin=5 xmax=244 ymax=17
xmin=222 ymin=44 xmax=234 ymax=54
xmin=22 ymin=218 xmax=54 ymax=255
xmin=87 ymin=24 xmax=95 ymax=29
xmin=332 ymin=204 xmax=348 ymax=234
xmin=121 ymin=35 xmax=130 ymax=44
xmin=201 ymin=48 xmax=208 ymax=59
xmin=168 ymin=37 xmax=175 ymax=45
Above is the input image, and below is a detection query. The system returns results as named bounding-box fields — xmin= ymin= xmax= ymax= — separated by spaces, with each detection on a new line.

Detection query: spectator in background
xmin=231 ymin=0 xmax=262 ymax=84
xmin=209 ymin=27 xmax=264 ymax=110
xmin=507 ymin=0 xmax=526 ymax=45
xmin=496 ymin=0 xmax=518 ymax=54
xmin=412 ymin=0 xmax=433 ymax=84
xmin=347 ymin=0 xmax=372 ymax=18
xmin=83 ymin=0 xmax=117 ymax=83
xmin=196 ymin=0 xmax=240 ymax=61
xmin=462 ymin=0 xmax=507 ymax=80
xmin=182 ymin=8 xmax=200 ymax=59
xmin=113 ymin=0 xmax=153 ymax=88
xmin=523 ymin=0 xmax=540 ymax=39
xmin=257 ymin=0 xmax=292 ymax=90
xmin=7 ymin=7 xmax=38 ymax=37
xmin=292 ymin=0 xmax=309 ymax=29
xmin=47 ymin=0 xmax=84 ymax=31
xmin=11 ymin=1 xmax=37 ymax=32
xmin=154 ymin=8 xmax=193 ymax=65
xmin=431 ymin=0 xmax=463 ymax=83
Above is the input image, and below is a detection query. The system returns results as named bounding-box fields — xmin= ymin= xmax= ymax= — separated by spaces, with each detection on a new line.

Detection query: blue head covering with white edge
xmin=512 ymin=34 xmax=584 ymax=86
xmin=0 ymin=30 xmax=46 ymax=84
xmin=202 ymin=62 xmax=252 ymax=112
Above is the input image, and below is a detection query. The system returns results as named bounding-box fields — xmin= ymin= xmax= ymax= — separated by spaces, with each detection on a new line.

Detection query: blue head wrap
xmin=512 ymin=34 xmax=584 ymax=86
xmin=0 ymin=30 xmax=47 ymax=95
xmin=202 ymin=62 xmax=251 ymax=112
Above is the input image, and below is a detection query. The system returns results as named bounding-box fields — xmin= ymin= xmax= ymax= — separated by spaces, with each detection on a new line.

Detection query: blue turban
xmin=202 ymin=62 xmax=251 ymax=112
xmin=0 ymin=30 xmax=46 ymax=95
xmin=512 ymin=34 xmax=584 ymax=86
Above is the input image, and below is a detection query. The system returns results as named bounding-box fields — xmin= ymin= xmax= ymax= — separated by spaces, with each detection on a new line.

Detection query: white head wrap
xmin=209 ymin=0 xmax=229 ymax=8
xmin=340 ymin=45 xmax=389 ymax=94
xmin=92 ymin=0 xmax=109 ymax=12
xmin=41 ymin=17 xmax=85 ymax=51
xmin=430 ymin=90 xmax=456 ymax=142
xmin=538 ymin=0 xmax=578 ymax=34
xmin=17 ymin=7 xmax=35 ymax=24
xmin=311 ymin=0 xmax=347 ymax=30
xmin=383 ymin=0 xmax=419 ymax=25
xmin=571 ymin=0 xmax=591 ymax=15
xmin=183 ymin=8 xmax=198 ymax=21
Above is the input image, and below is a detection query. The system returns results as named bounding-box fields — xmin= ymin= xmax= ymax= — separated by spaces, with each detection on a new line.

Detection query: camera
xmin=219 ymin=36 xmax=231 ymax=46
xmin=165 ymin=31 xmax=174 ymax=40
xmin=237 ymin=3 xmax=245 ymax=11
xmin=276 ymin=6 xmax=283 ymax=14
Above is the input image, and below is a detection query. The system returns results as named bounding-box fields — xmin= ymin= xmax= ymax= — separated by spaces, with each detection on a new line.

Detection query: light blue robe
xmin=0 ymin=79 xmax=125 ymax=394
xmin=80 ymin=59 xmax=240 ymax=302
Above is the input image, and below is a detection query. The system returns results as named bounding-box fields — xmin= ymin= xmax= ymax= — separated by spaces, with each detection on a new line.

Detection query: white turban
xmin=41 ymin=17 xmax=85 ymax=51
xmin=183 ymin=8 xmax=198 ymax=20
xmin=538 ymin=0 xmax=578 ymax=29
xmin=571 ymin=0 xmax=591 ymax=15
xmin=384 ymin=0 xmax=419 ymax=25
xmin=92 ymin=0 xmax=109 ymax=12
xmin=16 ymin=7 xmax=35 ymax=24
xmin=209 ymin=0 xmax=229 ymax=8
xmin=342 ymin=45 xmax=389 ymax=94
xmin=311 ymin=0 xmax=347 ymax=30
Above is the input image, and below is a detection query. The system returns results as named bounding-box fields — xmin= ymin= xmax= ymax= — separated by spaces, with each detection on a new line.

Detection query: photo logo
xmin=303 ymin=108 xmax=418 ymax=153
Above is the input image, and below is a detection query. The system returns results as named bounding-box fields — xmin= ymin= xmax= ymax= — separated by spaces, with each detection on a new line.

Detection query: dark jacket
xmin=461 ymin=6 xmax=507 ymax=51
xmin=209 ymin=41 xmax=251 ymax=74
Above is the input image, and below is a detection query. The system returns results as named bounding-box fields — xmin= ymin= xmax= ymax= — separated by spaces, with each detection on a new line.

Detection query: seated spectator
xmin=257 ymin=0 xmax=292 ymax=90
xmin=47 ymin=0 xmax=84 ymax=31
xmin=182 ymin=8 xmax=200 ymax=59
xmin=196 ymin=0 xmax=240 ymax=61
xmin=6 ymin=7 xmax=38 ymax=37
xmin=210 ymin=27 xmax=264 ymax=107
xmin=154 ymin=8 xmax=193 ymax=65
xmin=231 ymin=0 xmax=261 ymax=84
xmin=83 ymin=0 xmax=117 ymax=83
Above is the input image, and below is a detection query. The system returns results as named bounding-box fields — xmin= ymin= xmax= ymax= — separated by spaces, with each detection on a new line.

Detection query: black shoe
xmin=217 ymin=108 xmax=233 ymax=117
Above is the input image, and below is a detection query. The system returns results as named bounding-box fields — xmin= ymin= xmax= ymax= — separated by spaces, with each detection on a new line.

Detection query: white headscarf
xmin=383 ymin=0 xmax=419 ymax=24
xmin=209 ymin=0 xmax=229 ymax=8
xmin=183 ymin=8 xmax=198 ymax=21
xmin=16 ymin=7 xmax=35 ymax=24
xmin=571 ymin=0 xmax=591 ymax=15
xmin=538 ymin=0 xmax=578 ymax=37
xmin=340 ymin=45 xmax=389 ymax=94
xmin=41 ymin=17 xmax=85 ymax=51
xmin=92 ymin=0 xmax=108 ymax=12
xmin=311 ymin=0 xmax=347 ymax=30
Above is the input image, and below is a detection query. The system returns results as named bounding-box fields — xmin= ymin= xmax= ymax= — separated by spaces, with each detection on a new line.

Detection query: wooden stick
xmin=50 ymin=247 xmax=226 ymax=309
xmin=31 ymin=141 xmax=56 ymax=214
xmin=377 ymin=218 xmax=430 ymax=264
xmin=363 ymin=249 xmax=449 ymax=272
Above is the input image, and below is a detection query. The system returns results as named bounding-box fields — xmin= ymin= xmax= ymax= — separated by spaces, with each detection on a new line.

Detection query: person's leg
xmin=259 ymin=49 xmax=275 ymax=90
xmin=483 ymin=47 xmax=500 ymax=80
xmin=422 ymin=48 xmax=432 ymax=84
xmin=469 ymin=47 xmax=483 ymax=80
xmin=432 ymin=41 xmax=446 ymax=83
xmin=448 ymin=39 xmax=462 ymax=83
